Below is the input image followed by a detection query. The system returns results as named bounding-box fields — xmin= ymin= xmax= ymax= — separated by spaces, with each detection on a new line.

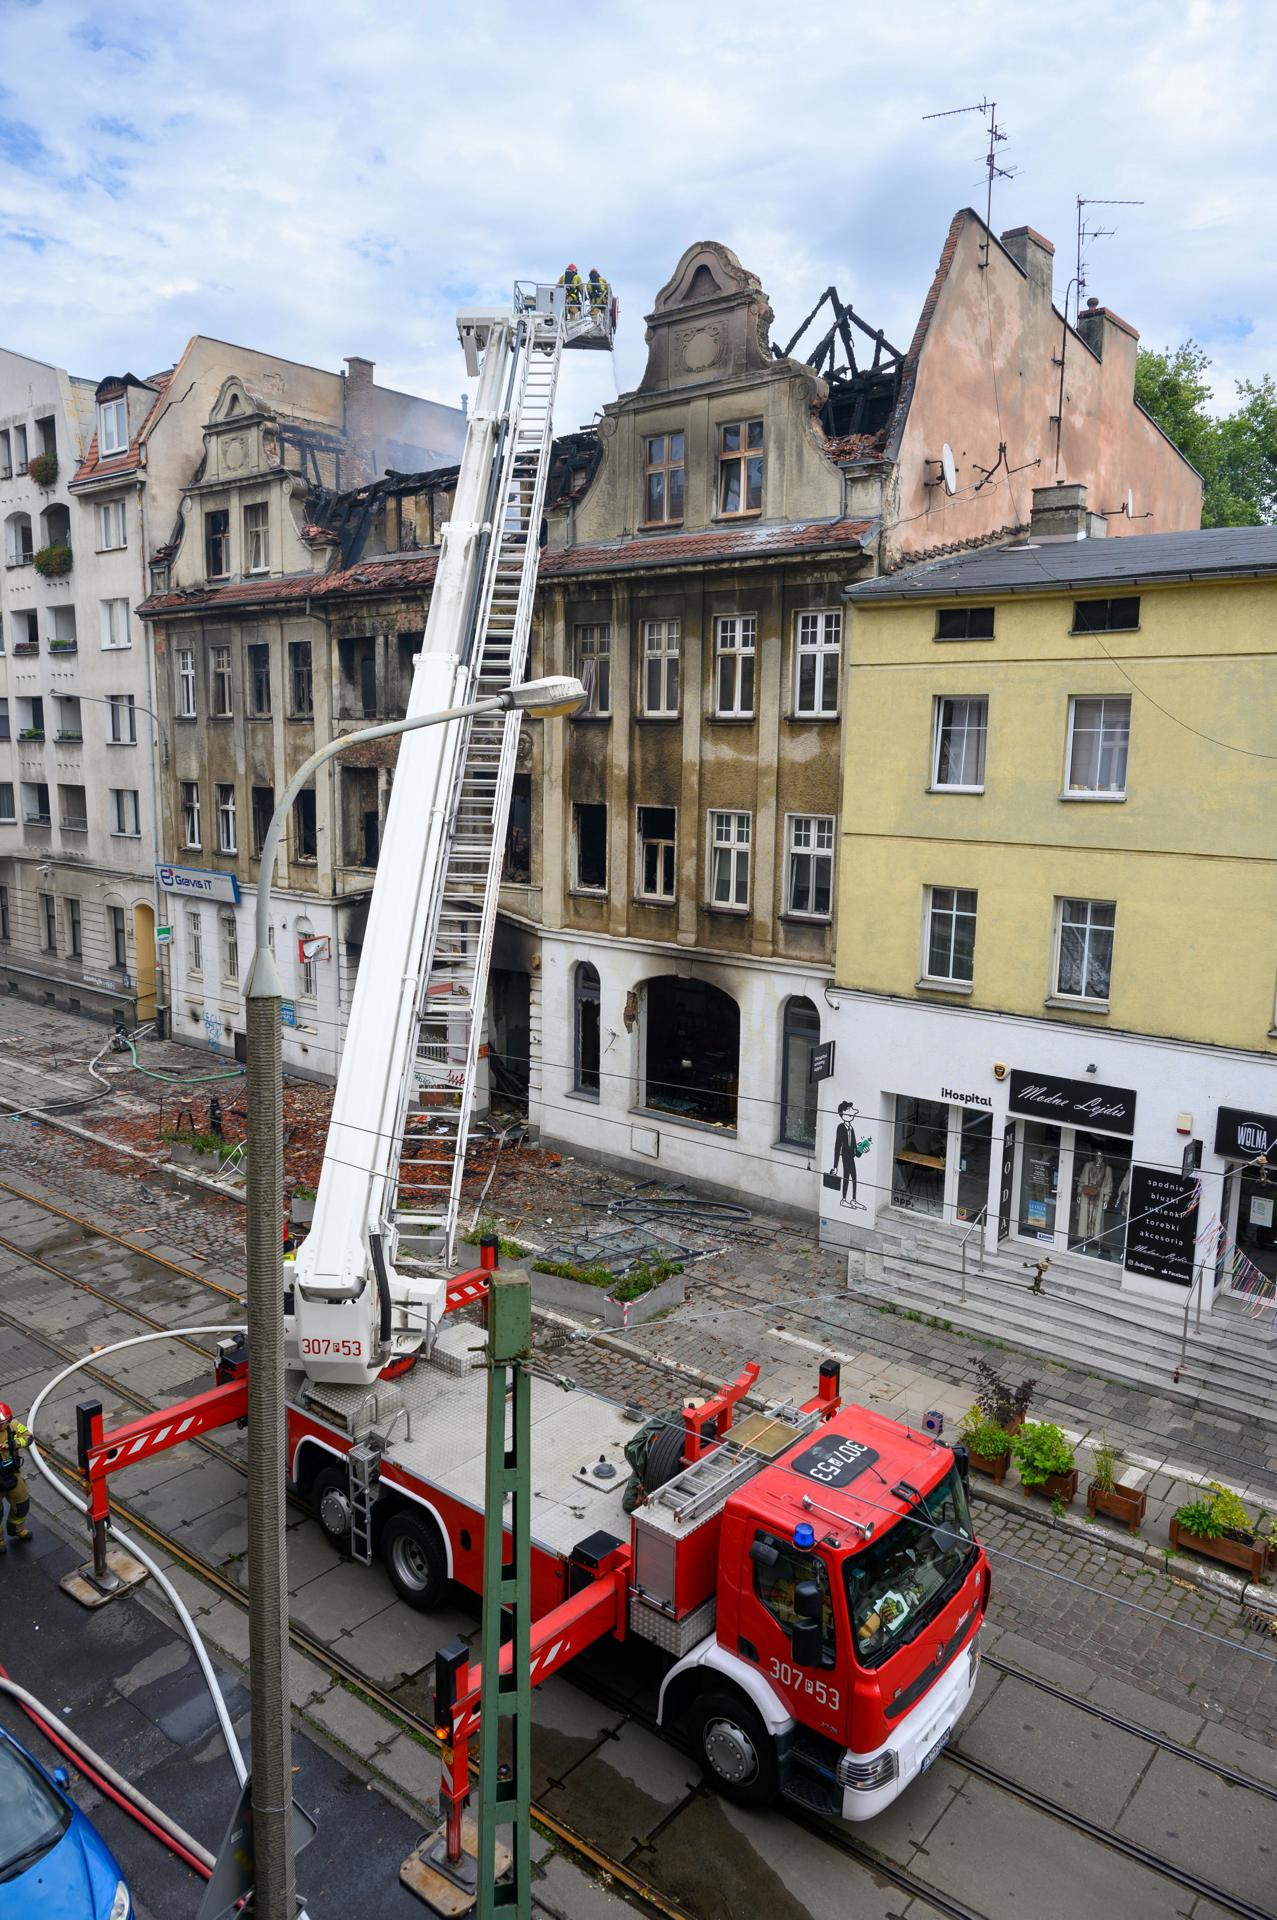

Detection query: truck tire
xmin=642 ymin=1423 xmax=686 ymax=1495
xmin=311 ymin=1462 xmax=353 ymax=1553
xmin=688 ymin=1689 xmax=779 ymax=1808
xmin=380 ymin=1508 xmax=447 ymax=1612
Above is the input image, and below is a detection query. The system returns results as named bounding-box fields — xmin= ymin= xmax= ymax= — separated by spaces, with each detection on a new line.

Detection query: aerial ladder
xmin=289 ymin=281 xmax=615 ymax=1389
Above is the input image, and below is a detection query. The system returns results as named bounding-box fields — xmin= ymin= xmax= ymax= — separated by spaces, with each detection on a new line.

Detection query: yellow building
xmin=820 ymin=506 xmax=1277 ymax=1333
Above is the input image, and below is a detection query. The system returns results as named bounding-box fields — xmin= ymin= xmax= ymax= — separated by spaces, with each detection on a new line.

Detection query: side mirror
xmin=794 ymin=1578 xmax=822 ymax=1622
xmin=52 ymin=1767 xmax=70 ymax=1791
xmin=791 ymin=1617 xmax=823 ymax=1669
xmin=749 ymin=1540 xmax=778 ymax=1570
xmin=951 ymin=1443 xmax=970 ymax=1495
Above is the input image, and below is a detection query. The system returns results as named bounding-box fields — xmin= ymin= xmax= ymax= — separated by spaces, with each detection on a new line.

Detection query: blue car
xmin=0 ymin=1726 xmax=131 ymax=1919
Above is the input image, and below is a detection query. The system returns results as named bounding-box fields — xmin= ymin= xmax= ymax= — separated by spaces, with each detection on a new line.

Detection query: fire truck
xmin=75 ymin=277 xmax=988 ymax=1828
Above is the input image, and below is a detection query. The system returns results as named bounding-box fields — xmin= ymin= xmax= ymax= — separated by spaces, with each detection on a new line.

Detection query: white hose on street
xmin=25 ymin=1327 xmax=249 ymax=1788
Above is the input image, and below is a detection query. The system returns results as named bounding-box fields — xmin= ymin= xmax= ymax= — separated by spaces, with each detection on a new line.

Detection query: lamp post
xmin=240 ymin=675 xmax=583 ymax=1919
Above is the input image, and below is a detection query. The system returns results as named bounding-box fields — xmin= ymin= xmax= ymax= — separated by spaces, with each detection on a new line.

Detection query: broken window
xmin=289 ymin=641 xmax=314 ymax=717
xmin=205 ymin=508 xmax=230 ymax=578
xmin=572 ymin=802 xmax=607 ymax=892
xmin=636 ymin=806 xmax=676 ymax=902
xmin=643 ymin=432 xmax=685 ymax=525
xmin=251 ymin=785 xmax=275 ymax=857
xmin=247 ymin=643 xmax=272 ymax=717
xmin=574 ymin=624 xmax=611 ymax=716
xmin=341 ymin=767 xmax=380 ymax=867
xmin=292 ymin=787 xmax=318 ymax=862
xmin=644 ymin=976 xmax=739 ymax=1128
xmin=717 ymin=419 xmax=763 ymax=516
xmin=714 ymin=615 xmax=756 ymax=717
xmin=642 ymin=620 xmax=680 ymax=716
xmin=338 ymin=637 xmax=378 ymax=720
xmin=573 ymin=962 xmax=600 ymax=1097
xmin=503 ymin=773 xmax=531 ymax=882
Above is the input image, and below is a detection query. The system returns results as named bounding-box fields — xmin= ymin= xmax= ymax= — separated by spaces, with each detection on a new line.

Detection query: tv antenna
xmin=923 ymin=99 xmax=1017 ymax=257
xmin=1075 ymin=196 xmax=1143 ymax=322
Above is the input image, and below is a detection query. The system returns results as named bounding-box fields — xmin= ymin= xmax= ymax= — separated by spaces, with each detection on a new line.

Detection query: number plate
xmin=919 ymin=1733 xmax=948 ymax=1775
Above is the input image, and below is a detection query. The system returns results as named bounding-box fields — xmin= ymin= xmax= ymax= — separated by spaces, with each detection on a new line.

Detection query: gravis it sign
xmin=1008 ymin=1069 xmax=1135 ymax=1134
xmin=155 ymin=864 xmax=241 ymax=905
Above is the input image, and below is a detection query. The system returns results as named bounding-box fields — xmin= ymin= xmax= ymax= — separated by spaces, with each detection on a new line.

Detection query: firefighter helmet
xmin=0 ymin=1405 xmax=11 ymax=1426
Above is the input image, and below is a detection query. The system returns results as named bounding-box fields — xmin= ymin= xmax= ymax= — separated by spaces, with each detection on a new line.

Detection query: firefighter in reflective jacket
xmin=558 ymin=264 xmax=583 ymax=315
xmin=0 ymin=1404 xmax=33 ymax=1549
xmin=587 ymin=268 xmax=610 ymax=316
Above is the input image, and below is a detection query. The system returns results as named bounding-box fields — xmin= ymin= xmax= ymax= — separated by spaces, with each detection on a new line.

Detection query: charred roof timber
xmin=775 ymin=287 xmax=904 ymax=439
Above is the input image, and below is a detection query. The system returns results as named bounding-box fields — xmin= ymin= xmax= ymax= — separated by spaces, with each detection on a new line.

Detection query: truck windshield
xmin=843 ymin=1465 xmax=976 ymax=1669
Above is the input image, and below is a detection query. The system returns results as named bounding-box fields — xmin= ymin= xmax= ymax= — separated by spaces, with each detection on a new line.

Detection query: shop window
xmin=574 ymin=624 xmax=610 ymax=716
xmin=923 ymin=886 xmax=977 ymax=985
xmin=573 ymin=962 xmax=600 ymax=1097
xmin=714 ymin=615 xmax=756 ymax=717
xmin=932 ymin=697 xmax=987 ymax=791
xmin=708 ymin=810 xmax=751 ymax=911
xmin=935 ymin=606 xmax=995 ymax=641
xmin=643 ymin=432 xmax=685 ymax=526
xmin=503 ymin=774 xmax=531 ymax=881
xmin=717 ymin=419 xmax=764 ymax=516
xmin=793 ymin=611 xmax=841 ymax=717
xmin=955 ymin=1109 xmax=993 ymax=1224
xmin=636 ymin=806 xmax=676 ymax=902
xmin=644 ymin=976 xmax=739 ymax=1128
xmin=1054 ymin=897 xmax=1115 ymax=1003
xmin=1072 ymin=597 xmax=1139 ymax=634
xmin=1068 ymin=1131 xmax=1131 ymax=1262
xmin=1065 ymin=696 xmax=1129 ymax=797
xmin=779 ymin=997 xmax=820 ymax=1149
xmin=891 ymin=1096 xmax=948 ymax=1215
xmin=786 ymin=815 xmax=834 ymax=920
xmin=572 ymin=802 xmax=607 ymax=892
xmin=641 ymin=620 xmax=680 ymax=716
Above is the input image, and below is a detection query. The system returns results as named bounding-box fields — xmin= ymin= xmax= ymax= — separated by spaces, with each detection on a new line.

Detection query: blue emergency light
xmin=793 ymin=1521 xmax=815 ymax=1550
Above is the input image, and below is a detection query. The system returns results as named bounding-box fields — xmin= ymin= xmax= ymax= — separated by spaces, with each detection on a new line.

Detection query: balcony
xmin=4 ymin=553 xmax=33 ymax=572
xmin=33 ymin=543 xmax=72 ymax=580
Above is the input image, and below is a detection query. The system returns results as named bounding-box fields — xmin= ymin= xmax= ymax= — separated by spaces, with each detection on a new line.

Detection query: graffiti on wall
xmin=824 ymin=1098 xmax=872 ymax=1210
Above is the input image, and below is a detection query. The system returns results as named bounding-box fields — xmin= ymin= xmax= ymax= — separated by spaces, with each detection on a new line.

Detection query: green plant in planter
xmin=1012 ymin=1420 xmax=1075 ymax=1488
xmin=958 ymin=1406 xmax=1012 ymax=1459
xmin=27 ymin=451 xmax=58 ymax=487
xmin=1091 ymin=1436 xmax=1119 ymax=1494
xmin=33 ymin=542 xmax=72 ymax=578
xmin=292 ymin=1183 xmax=319 ymax=1202
xmin=1174 ymin=1496 xmax=1224 ymax=1540
xmin=1176 ymin=1481 xmax=1260 ymax=1541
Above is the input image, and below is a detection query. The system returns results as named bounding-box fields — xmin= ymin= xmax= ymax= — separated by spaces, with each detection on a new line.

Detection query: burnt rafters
xmin=775 ymin=286 xmax=904 ymax=440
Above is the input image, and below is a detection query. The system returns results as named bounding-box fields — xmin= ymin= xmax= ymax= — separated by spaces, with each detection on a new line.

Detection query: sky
xmin=0 ymin=0 xmax=1272 ymax=437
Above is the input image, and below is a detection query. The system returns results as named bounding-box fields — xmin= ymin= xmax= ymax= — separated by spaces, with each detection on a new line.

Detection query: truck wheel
xmin=643 ymin=1423 xmax=685 ymax=1495
xmin=380 ymin=1509 xmax=447 ymax=1612
xmin=311 ymin=1462 xmax=353 ymax=1553
xmin=689 ymin=1689 xmax=779 ymax=1808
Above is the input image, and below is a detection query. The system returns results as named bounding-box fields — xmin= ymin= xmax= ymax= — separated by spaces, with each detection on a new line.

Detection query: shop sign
xmin=280 ymin=1000 xmax=296 ymax=1028
xmin=1008 ymin=1069 xmax=1135 ymax=1135
xmin=809 ymin=1041 xmax=836 ymax=1084
xmin=156 ymin=863 xmax=241 ymax=905
xmin=1214 ymin=1106 xmax=1277 ymax=1161
xmin=997 ymin=1121 xmax=1016 ymax=1242
xmin=940 ymin=1086 xmax=993 ymax=1109
xmin=1123 ymin=1165 xmax=1198 ymax=1287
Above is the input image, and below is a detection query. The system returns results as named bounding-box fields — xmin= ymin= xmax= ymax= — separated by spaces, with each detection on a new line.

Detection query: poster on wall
xmin=823 ymin=1098 xmax=872 ymax=1212
xmin=1123 ymin=1166 xmax=1198 ymax=1286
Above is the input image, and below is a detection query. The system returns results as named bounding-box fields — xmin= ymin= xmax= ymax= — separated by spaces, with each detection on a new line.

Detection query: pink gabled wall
xmin=882 ymin=211 xmax=1202 ymax=566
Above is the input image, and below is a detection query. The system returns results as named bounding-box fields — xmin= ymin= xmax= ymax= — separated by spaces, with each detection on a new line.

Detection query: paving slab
xmin=307 ymin=1681 xmax=400 ymax=1762
xmin=1087 ymin=1673 xmax=1208 ymax=1745
xmin=1116 ymin=1748 xmax=1276 ymax=1909
xmin=532 ymin=1850 xmax=649 ymax=1920
xmin=327 ymin=1599 xmax=446 ymax=1689
xmin=541 ymin=1716 xmax=698 ymax=1858
xmin=374 ymin=1728 xmax=442 ymax=1808
xmin=1193 ymin=1717 xmax=1277 ymax=1792
xmin=951 ymin=1678 xmax=1148 ymax=1827
xmin=288 ymin=1556 xmax=401 ymax=1637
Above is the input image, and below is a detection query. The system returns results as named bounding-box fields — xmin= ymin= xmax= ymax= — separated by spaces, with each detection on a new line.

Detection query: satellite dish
xmin=941 ymin=444 xmax=957 ymax=495
xmin=1125 ymin=487 xmax=1134 ymax=519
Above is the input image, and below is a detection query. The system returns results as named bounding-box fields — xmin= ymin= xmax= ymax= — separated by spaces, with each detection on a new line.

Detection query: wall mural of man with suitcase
xmin=826 ymin=1098 xmax=872 ymax=1210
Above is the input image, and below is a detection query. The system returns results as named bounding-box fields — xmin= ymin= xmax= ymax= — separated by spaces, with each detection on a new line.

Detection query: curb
xmin=0 ymin=1091 xmax=248 ymax=1208
xmin=535 ymin=1306 xmax=1277 ymax=1627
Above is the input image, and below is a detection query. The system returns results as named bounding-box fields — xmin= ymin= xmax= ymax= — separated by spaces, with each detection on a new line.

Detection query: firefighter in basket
xmin=0 ymin=1403 xmax=34 ymax=1549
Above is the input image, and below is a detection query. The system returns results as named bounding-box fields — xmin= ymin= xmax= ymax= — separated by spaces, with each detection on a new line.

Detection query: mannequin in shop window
xmin=1076 ymin=1149 xmax=1113 ymax=1247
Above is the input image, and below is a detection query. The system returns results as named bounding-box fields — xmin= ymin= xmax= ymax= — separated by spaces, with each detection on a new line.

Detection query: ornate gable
xmin=639 ymin=241 xmax=775 ymax=394
xmin=201 ymin=375 xmax=281 ymax=483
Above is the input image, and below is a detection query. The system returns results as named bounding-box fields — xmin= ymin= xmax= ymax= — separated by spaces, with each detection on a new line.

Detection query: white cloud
xmin=0 ymin=0 xmax=1272 ymax=422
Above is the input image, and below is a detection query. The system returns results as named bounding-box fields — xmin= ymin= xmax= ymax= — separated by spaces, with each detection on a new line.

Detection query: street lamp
xmin=238 ymin=675 xmax=584 ymax=1920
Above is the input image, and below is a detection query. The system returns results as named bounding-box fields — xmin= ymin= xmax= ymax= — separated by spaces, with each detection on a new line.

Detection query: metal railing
xmin=959 ymin=1206 xmax=989 ymax=1302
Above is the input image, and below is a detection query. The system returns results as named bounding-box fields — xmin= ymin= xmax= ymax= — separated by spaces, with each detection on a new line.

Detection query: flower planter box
xmin=33 ymin=545 xmax=72 ymax=578
xmin=290 ymin=1195 xmax=317 ymax=1227
xmin=1023 ymin=1467 xmax=1079 ymax=1507
xmin=531 ymin=1265 xmax=685 ymax=1328
xmin=1087 ymin=1479 xmax=1148 ymax=1534
xmin=1169 ymin=1517 xmax=1266 ymax=1581
xmin=169 ymin=1144 xmax=216 ymax=1173
xmin=966 ymin=1446 xmax=1009 ymax=1484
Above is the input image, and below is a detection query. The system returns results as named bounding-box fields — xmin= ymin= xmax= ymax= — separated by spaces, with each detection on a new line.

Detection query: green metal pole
xmin=478 ymin=1266 xmax=532 ymax=1918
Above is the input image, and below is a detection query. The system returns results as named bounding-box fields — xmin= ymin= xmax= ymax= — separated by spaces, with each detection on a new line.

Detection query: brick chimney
xmin=343 ymin=354 xmax=376 ymax=484
xmin=1000 ymin=226 xmax=1055 ymax=300
xmin=1076 ymin=297 xmax=1139 ymax=396
xmin=1029 ymin=482 xmax=1108 ymax=541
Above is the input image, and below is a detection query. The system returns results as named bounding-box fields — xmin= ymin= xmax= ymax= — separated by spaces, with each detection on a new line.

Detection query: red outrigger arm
xmin=75 ymin=1344 xmax=249 ymax=1525
xmin=434 ymin=1541 xmax=630 ymax=1865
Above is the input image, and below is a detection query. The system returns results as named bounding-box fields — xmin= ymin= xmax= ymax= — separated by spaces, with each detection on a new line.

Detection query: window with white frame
xmin=924 ymin=886 xmax=977 ymax=984
xmin=181 ymin=780 xmax=201 ymax=848
xmin=932 ymin=696 xmax=988 ymax=790
xmin=574 ymin=624 xmax=610 ymax=716
xmin=1065 ymin=696 xmax=1130 ymax=796
xmin=97 ymin=398 xmax=128 ymax=456
xmin=96 ymin=498 xmax=127 ymax=550
xmin=636 ymin=806 xmax=676 ymax=901
xmin=296 ymin=924 xmax=317 ymax=1000
xmin=219 ymin=909 xmax=239 ymax=982
xmin=244 ymin=502 xmax=269 ymax=573
xmin=708 ymin=810 xmax=751 ymax=910
xmin=106 ymin=693 xmax=137 ymax=744
xmin=1054 ymin=897 xmax=1115 ymax=1002
xmin=211 ymin=645 xmax=233 ymax=717
xmin=216 ymin=783 xmax=237 ymax=853
xmin=176 ymin=647 xmax=197 ymax=717
xmin=714 ymin=615 xmax=756 ymax=716
xmin=110 ymin=788 xmax=140 ymax=836
xmin=793 ymin=611 xmax=841 ymax=717
xmin=99 ymin=598 xmax=130 ymax=649
xmin=187 ymin=908 xmax=203 ymax=975
xmin=786 ymin=814 xmax=834 ymax=919
xmin=641 ymin=620 xmax=680 ymax=716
